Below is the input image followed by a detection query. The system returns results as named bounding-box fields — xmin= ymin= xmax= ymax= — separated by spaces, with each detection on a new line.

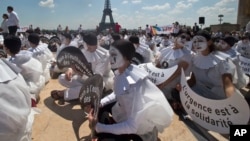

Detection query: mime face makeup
xmin=109 ymin=46 xmax=125 ymax=69
xmin=192 ymin=35 xmax=208 ymax=52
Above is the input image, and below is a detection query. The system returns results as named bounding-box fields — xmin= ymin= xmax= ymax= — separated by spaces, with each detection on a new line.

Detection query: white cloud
xmin=215 ymin=0 xmax=236 ymax=7
xmin=39 ymin=0 xmax=55 ymax=8
xmin=196 ymin=0 xmax=237 ymax=25
xmin=131 ymin=0 xmax=142 ymax=4
xmin=88 ymin=4 xmax=92 ymax=7
xmin=142 ymin=3 xmax=170 ymax=10
xmin=168 ymin=1 xmax=192 ymax=15
xmin=112 ymin=8 xmax=117 ymax=11
xmin=122 ymin=1 xmax=128 ymax=4
xmin=175 ymin=1 xmax=192 ymax=9
xmin=197 ymin=0 xmax=236 ymax=16
xmin=187 ymin=0 xmax=199 ymax=3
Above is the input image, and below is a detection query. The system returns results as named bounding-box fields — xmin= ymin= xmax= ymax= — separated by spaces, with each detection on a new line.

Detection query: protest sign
xmin=138 ymin=62 xmax=178 ymax=85
xmin=239 ymin=55 xmax=250 ymax=75
xmin=180 ymin=69 xmax=250 ymax=134
xmin=56 ymin=47 xmax=93 ymax=77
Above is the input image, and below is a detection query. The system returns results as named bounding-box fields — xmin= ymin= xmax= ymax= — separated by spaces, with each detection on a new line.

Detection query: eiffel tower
xmin=99 ymin=0 xmax=115 ymax=32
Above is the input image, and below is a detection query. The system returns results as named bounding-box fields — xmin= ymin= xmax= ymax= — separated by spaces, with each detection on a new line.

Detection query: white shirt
xmin=82 ymin=46 xmax=114 ymax=90
xmin=7 ymin=11 xmax=19 ymax=27
xmin=28 ymin=42 xmax=54 ymax=82
xmin=0 ymin=59 xmax=32 ymax=141
xmin=1 ymin=19 xmax=8 ymax=33
xmin=97 ymin=65 xmax=174 ymax=141
xmin=9 ymin=50 xmax=45 ymax=98
xmin=191 ymin=51 xmax=237 ymax=99
xmin=136 ymin=43 xmax=154 ymax=63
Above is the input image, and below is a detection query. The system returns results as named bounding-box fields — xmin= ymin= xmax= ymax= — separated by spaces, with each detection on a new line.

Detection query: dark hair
xmin=7 ymin=6 xmax=13 ymax=11
xmin=131 ymin=52 xmax=144 ymax=65
xmin=111 ymin=40 xmax=135 ymax=61
xmin=129 ymin=35 xmax=139 ymax=44
xmin=222 ymin=36 xmax=237 ymax=47
xmin=2 ymin=13 xmax=8 ymax=18
xmin=83 ymin=32 xmax=97 ymax=46
xmin=4 ymin=35 xmax=21 ymax=54
xmin=28 ymin=33 xmax=40 ymax=45
xmin=196 ymin=30 xmax=215 ymax=52
xmin=111 ymin=33 xmax=121 ymax=41
xmin=196 ymin=30 xmax=211 ymax=41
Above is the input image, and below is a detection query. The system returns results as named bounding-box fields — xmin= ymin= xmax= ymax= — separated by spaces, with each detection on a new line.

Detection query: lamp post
xmin=218 ymin=14 xmax=224 ymax=24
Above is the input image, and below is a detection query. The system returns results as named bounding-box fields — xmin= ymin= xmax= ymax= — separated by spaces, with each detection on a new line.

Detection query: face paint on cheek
xmin=176 ymin=37 xmax=186 ymax=47
xmin=192 ymin=36 xmax=208 ymax=52
xmin=109 ymin=47 xmax=125 ymax=69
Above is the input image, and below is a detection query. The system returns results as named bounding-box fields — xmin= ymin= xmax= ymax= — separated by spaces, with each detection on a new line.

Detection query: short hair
xmin=222 ymin=36 xmax=237 ymax=47
xmin=2 ymin=14 xmax=8 ymax=18
xmin=111 ymin=33 xmax=121 ymax=41
xmin=7 ymin=6 xmax=13 ymax=11
xmin=4 ymin=35 xmax=21 ymax=54
xmin=196 ymin=30 xmax=211 ymax=41
xmin=28 ymin=33 xmax=40 ymax=45
xmin=129 ymin=35 xmax=139 ymax=44
xmin=83 ymin=32 xmax=97 ymax=46
xmin=111 ymin=40 xmax=135 ymax=61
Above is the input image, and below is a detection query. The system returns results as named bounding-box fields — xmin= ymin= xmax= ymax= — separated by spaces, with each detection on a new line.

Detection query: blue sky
xmin=0 ymin=0 xmax=238 ymax=30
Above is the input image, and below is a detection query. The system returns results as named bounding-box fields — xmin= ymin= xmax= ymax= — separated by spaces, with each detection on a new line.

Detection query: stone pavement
xmin=31 ymin=79 xmax=230 ymax=141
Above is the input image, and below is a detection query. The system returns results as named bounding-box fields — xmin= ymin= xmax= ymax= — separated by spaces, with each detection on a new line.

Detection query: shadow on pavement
xmin=175 ymin=111 xmax=229 ymax=141
xmin=44 ymin=97 xmax=88 ymax=141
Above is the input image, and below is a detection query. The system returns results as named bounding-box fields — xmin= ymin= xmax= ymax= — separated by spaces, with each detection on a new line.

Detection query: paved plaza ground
xmin=31 ymin=78 xmax=232 ymax=141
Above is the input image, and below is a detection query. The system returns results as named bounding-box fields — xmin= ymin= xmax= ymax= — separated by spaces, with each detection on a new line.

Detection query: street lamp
xmin=218 ymin=14 xmax=224 ymax=24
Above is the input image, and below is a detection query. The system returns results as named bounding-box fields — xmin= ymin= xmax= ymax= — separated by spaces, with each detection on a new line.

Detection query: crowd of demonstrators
xmin=1 ymin=5 xmax=250 ymax=139
xmin=51 ymin=32 xmax=114 ymax=102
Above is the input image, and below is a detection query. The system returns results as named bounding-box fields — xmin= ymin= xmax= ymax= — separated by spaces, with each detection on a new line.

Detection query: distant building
xmin=237 ymin=0 xmax=250 ymax=29
xmin=210 ymin=23 xmax=240 ymax=33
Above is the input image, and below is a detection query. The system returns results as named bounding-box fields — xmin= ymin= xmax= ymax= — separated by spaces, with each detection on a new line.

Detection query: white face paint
xmin=109 ymin=46 xmax=125 ymax=69
xmin=176 ymin=35 xmax=187 ymax=47
xmin=192 ymin=35 xmax=208 ymax=53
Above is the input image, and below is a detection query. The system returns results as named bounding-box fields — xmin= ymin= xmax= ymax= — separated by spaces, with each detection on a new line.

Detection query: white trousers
xmin=58 ymin=74 xmax=85 ymax=101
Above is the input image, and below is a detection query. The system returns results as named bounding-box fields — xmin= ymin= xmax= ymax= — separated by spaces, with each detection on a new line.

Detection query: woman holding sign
xmin=188 ymin=30 xmax=238 ymax=99
xmin=87 ymin=40 xmax=173 ymax=141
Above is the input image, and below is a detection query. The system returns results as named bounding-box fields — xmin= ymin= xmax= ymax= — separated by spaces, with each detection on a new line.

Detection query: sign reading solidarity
xmin=138 ymin=62 xmax=178 ymax=85
xmin=79 ymin=74 xmax=103 ymax=137
xmin=180 ymin=69 xmax=250 ymax=134
xmin=239 ymin=55 xmax=250 ymax=75
xmin=57 ymin=47 xmax=93 ymax=77
xmin=79 ymin=74 xmax=103 ymax=118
